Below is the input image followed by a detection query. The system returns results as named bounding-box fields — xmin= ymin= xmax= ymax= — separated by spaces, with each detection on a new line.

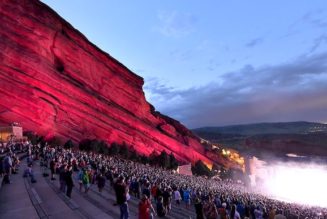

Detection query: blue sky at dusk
xmin=42 ymin=0 xmax=327 ymax=128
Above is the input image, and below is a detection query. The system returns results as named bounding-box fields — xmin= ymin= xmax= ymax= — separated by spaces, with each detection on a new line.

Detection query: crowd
xmin=1 ymin=140 xmax=326 ymax=219
xmin=0 ymin=141 xmax=29 ymax=184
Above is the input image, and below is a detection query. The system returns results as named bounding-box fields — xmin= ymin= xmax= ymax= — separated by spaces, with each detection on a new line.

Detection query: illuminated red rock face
xmin=0 ymin=0 xmax=212 ymax=164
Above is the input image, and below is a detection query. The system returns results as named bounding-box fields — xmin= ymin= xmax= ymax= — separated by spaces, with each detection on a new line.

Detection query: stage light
xmin=261 ymin=163 xmax=327 ymax=207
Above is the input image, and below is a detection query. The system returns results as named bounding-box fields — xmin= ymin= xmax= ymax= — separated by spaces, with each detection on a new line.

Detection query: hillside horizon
xmin=193 ymin=121 xmax=327 ymax=135
xmin=193 ymin=121 xmax=327 ymax=159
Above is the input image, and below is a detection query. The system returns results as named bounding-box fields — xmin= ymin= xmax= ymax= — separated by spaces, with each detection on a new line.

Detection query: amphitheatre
xmin=1 ymin=0 xmax=327 ymax=219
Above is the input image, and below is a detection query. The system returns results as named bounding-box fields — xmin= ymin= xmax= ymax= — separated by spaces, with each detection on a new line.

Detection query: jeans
xmin=119 ymin=202 xmax=129 ymax=219
xmin=60 ymin=180 xmax=66 ymax=193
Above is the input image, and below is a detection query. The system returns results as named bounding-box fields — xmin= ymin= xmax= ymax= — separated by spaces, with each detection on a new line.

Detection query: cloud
xmin=309 ymin=34 xmax=327 ymax=53
xmin=144 ymin=52 xmax=327 ymax=128
xmin=155 ymin=11 xmax=197 ymax=37
xmin=302 ymin=11 xmax=327 ymax=28
xmin=169 ymin=49 xmax=194 ymax=62
xmin=245 ymin=37 xmax=264 ymax=48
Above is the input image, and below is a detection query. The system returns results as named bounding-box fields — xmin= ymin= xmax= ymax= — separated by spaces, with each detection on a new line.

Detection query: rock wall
xmin=0 ymin=0 xmax=214 ymax=164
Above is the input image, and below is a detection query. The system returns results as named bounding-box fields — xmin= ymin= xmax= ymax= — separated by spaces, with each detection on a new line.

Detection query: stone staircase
xmin=0 ymin=159 xmax=198 ymax=219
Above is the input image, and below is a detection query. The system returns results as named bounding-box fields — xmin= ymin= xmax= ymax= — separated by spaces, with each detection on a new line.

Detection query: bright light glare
xmin=261 ymin=163 xmax=327 ymax=207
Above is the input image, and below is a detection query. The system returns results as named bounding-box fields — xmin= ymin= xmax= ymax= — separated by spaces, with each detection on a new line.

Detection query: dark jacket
xmin=65 ymin=171 xmax=74 ymax=187
xmin=115 ymin=182 xmax=128 ymax=204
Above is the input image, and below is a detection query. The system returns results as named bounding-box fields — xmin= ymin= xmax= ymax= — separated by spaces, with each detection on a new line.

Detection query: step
xmin=38 ymin=162 xmax=113 ymax=219
xmin=29 ymin=162 xmax=87 ymax=219
xmin=101 ymin=183 xmax=196 ymax=219
xmin=0 ymin=161 xmax=39 ymax=219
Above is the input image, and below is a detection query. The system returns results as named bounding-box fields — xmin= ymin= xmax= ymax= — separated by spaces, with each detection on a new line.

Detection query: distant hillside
xmin=193 ymin=121 xmax=327 ymax=136
xmin=193 ymin=122 xmax=327 ymax=159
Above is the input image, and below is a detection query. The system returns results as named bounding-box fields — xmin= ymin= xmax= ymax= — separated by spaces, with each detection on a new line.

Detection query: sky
xmin=41 ymin=0 xmax=327 ymax=128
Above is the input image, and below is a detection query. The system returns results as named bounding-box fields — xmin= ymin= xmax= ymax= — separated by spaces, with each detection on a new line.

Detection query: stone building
xmin=0 ymin=123 xmax=23 ymax=142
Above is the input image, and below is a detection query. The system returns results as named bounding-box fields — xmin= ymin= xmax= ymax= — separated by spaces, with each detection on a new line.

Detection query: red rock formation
xmin=0 ymin=0 xmax=218 ymax=165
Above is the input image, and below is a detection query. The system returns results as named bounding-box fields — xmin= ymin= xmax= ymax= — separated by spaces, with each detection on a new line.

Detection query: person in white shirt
xmin=173 ymin=189 xmax=181 ymax=206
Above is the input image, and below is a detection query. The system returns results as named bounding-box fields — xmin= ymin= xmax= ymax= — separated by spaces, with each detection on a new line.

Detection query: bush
xmin=64 ymin=139 xmax=74 ymax=149
xmin=191 ymin=160 xmax=211 ymax=177
xmin=169 ymin=153 xmax=179 ymax=170
xmin=109 ymin=142 xmax=119 ymax=155
xmin=79 ymin=139 xmax=92 ymax=151
xmin=47 ymin=136 xmax=62 ymax=147
xmin=119 ymin=142 xmax=129 ymax=158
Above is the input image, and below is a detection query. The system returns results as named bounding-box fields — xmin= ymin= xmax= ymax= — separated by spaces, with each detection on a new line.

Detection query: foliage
xmin=148 ymin=151 xmax=159 ymax=165
xmin=79 ymin=139 xmax=92 ymax=151
xmin=109 ymin=142 xmax=119 ymax=155
xmin=140 ymin=155 xmax=149 ymax=164
xmin=47 ymin=136 xmax=62 ymax=147
xmin=119 ymin=142 xmax=129 ymax=158
xmin=24 ymin=131 xmax=39 ymax=145
xmin=191 ymin=160 xmax=211 ymax=177
xmin=158 ymin=150 xmax=169 ymax=168
xmin=64 ymin=139 xmax=74 ymax=149
xmin=169 ymin=152 xmax=179 ymax=170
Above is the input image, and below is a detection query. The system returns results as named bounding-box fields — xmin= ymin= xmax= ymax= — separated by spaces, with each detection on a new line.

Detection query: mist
xmin=250 ymin=159 xmax=327 ymax=208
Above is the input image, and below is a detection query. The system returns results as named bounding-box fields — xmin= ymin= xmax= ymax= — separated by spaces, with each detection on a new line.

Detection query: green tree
xmin=64 ymin=139 xmax=74 ymax=149
xmin=191 ymin=160 xmax=211 ymax=177
xmin=169 ymin=152 xmax=179 ymax=170
xmin=90 ymin=139 xmax=101 ymax=152
xmin=149 ymin=151 xmax=159 ymax=166
xmin=79 ymin=139 xmax=92 ymax=151
xmin=47 ymin=136 xmax=62 ymax=147
xmin=98 ymin=140 xmax=109 ymax=155
xmin=129 ymin=147 xmax=140 ymax=161
xmin=140 ymin=155 xmax=149 ymax=164
xmin=158 ymin=150 xmax=169 ymax=169
xmin=119 ymin=142 xmax=129 ymax=158
xmin=109 ymin=142 xmax=119 ymax=155
xmin=210 ymin=163 xmax=221 ymax=177
xmin=24 ymin=131 xmax=39 ymax=145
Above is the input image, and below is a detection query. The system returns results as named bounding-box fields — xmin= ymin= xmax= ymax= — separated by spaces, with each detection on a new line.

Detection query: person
xmin=230 ymin=204 xmax=241 ymax=219
xmin=183 ymin=187 xmax=191 ymax=209
xmin=96 ymin=171 xmax=106 ymax=193
xmin=3 ymin=153 xmax=12 ymax=183
xmin=194 ymin=198 xmax=204 ymax=219
xmin=151 ymin=183 xmax=157 ymax=202
xmin=254 ymin=206 xmax=263 ymax=219
xmin=203 ymin=196 xmax=218 ymax=219
xmin=268 ymin=207 xmax=276 ymax=219
xmin=156 ymin=196 xmax=166 ymax=217
xmin=142 ymin=182 xmax=151 ymax=199
xmin=274 ymin=209 xmax=287 ymax=219
xmin=82 ymin=168 xmax=90 ymax=194
xmin=50 ymin=158 xmax=56 ymax=180
xmin=23 ymin=163 xmax=37 ymax=183
xmin=173 ymin=188 xmax=182 ymax=206
xmin=162 ymin=187 xmax=172 ymax=213
xmin=59 ymin=164 xmax=67 ymax=193
xmin=65 ymin=165 xmax=74 ymax=198
xmin=77 ymin=168 xmax=84 ymax=192
xmin=115 ymin=176 xmax=129 ymax=219
xmin=218 ymin=202 xmax=228 ymax=219
xmin=138 ymin=194 xmax=155 ymax=219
